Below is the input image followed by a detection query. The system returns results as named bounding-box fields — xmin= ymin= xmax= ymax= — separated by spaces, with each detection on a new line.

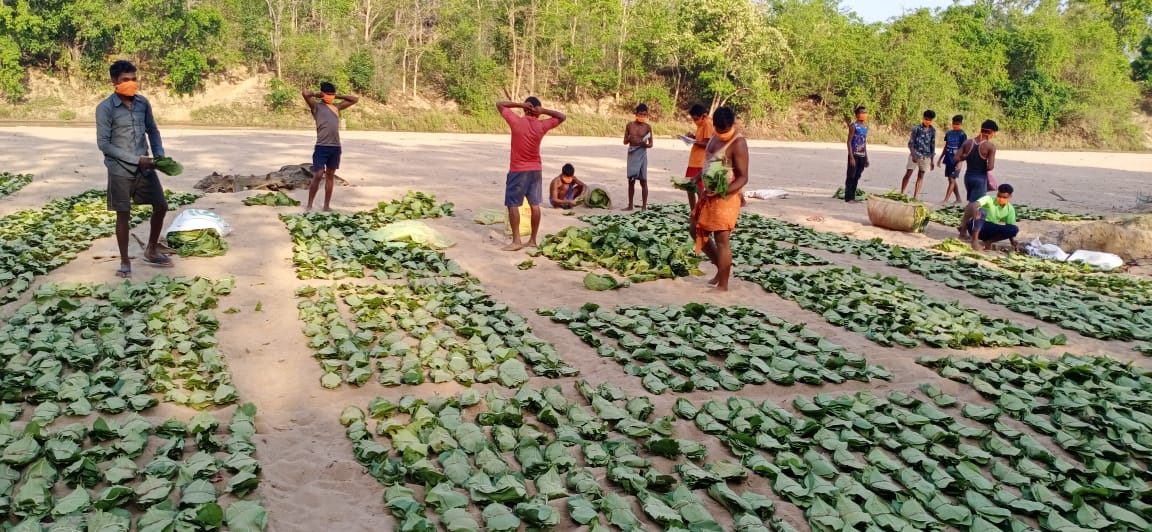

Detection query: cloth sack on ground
xmin=866 ymin=197 xmax=930 ymax=233
xmin=163 ymin=209 xmax=232 ymax=257
xmin=1023 ymin=238 xmax=1069 ymax=262
xmin=367 ymin=220 xmax=454 ymax=249
xmin=1067 ymin=250 xmax=1124 ymax=271
xmin=743 ymin=189 xmax=790 ymax=200
xmin=474 ymin=209 xmax=506 ymax=225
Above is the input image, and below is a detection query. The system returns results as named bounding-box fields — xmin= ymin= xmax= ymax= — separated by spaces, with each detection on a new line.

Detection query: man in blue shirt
xmin=899 ymin=110 xmax=936 ymax=200
xmin=96 ymin=60 xmax=170 ymax=278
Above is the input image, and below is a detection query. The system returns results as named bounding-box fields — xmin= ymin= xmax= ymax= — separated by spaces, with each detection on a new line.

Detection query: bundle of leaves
xmin=242 ymin=191 xmax=300 ymax=206
xmin=832 ymin=187 xmax=868 ymax=200
xmin=699 ymin=161 xmax=730 ymax=197
xmin=537 ymin=209 xmax=701 ymax=282
xmin=0 ymin=189 xmax=198 ymax=304
xmin=0 ymin=172 xmax=33 ymax=198
xmin=341 ymin=382 xmax=773 ymax=531
xmin=585 ymin=188 xmax=612 ymax=209
xmin=153 ymin=156 xmax=183 ymax=176
xmin=740 ymin=266 xmax=1065 ymax=349
xmin=2 ymin=277 xmax=239 ymax=410
xmin=682 ymin=379 xmax=1152 ymax=532
xmin=542 ymin=303 xmax=892 ymax=395
xmin=280 ymin=191 xmax=456 ymax=280
xmin=583 ymin=273 xmax=628 ymax=291
xmin=296 ymin=279 xmax=577 ymax=389
xmin=166 ymin=229 xmax=227 ymax=257
xmin=0 ymin=405 xmax=265 ymax=530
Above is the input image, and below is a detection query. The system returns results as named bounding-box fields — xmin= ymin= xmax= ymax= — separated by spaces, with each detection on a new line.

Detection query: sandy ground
xmin=1 ymin=126 xmax=1151 ymax=531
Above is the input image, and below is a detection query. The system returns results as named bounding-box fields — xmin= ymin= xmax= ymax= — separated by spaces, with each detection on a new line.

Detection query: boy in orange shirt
xmin=683 ymin=104 xmax=714 ymax=209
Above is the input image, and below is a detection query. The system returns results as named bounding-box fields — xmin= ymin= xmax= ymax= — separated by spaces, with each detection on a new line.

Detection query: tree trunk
xmin=615 ymin=0 xmax=629 ymax=99
xmin=508 ymin=3 xmax=520 ymax=97
xmin=264 ymin=0 xmax=284 ymax=78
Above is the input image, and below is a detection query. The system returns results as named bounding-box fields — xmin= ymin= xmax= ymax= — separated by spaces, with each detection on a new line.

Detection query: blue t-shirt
xmin=851 ymin=122 xmax=868 ymax=156
xmin=942 ymin=129 xmax=967 ymax=163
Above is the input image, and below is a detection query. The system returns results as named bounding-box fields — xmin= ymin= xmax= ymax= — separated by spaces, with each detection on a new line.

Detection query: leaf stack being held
xmin=698 ymin=161 xmax=730 ymax=197
xmin=542 ymin=302 xmax=892 ymax=395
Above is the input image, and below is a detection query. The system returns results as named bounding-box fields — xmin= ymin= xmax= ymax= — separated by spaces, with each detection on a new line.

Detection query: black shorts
xmin=312 ymin=145 xmax=342 ymax=171
xmin=107 ymin=169 xmax=166 ymax=212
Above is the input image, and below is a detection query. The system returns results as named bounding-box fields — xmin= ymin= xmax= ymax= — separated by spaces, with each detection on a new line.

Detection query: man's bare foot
xmin=321 ymin=206 xmax=332 ymax=212
xmin=305 ymin=205 xmax=313 ymax=212
xmin=641 ymin=205 xmax=648 ymax=211
xmin=623 ymin=206 xmax=634 ymax=211
xmin=502 ymin=242 xmax=525 ymax=252
xmin=707 ymin=285 xmax=729 ymax=292
xmin=524 ymin=240 xmax=538 ymax=248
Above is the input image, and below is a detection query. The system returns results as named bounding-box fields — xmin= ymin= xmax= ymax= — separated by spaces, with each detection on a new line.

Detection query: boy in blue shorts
xmin=938 ymin=114 xmax=967 ymax=204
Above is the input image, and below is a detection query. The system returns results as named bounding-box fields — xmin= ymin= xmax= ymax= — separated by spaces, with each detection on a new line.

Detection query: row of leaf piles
xmin=0 ymin=173 xmax=33 ymax=199
xmin=0 ymin=277 xmax=267 ymax=529
xmin=541 ymin=303 xmax=892 ymax=395
xmin=284 ymin=191 xmax=579 ymax=389
xmin=0 ymin=189 xmax=199 ymax=305
xmin=547 ymin=203 xmax=1149 ymax=348
xmin=296 ymin=279 xmax=577 ymax=389
xmin=339 ymin=381 xmax=799 ymax=532
xmin=677 ymin=352 xmax=1152 ymax=531
xmin=930 ymin=204 xmax=1101 ymax=227
xmin=279 ymin=191 xmax=458 ymax=280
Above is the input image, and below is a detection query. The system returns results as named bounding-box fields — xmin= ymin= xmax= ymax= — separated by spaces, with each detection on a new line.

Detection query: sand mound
xmin=193 ymin=163 xmax=349 ymax=193
xmin=1056 ymin=215 xmax=1152 ymax=261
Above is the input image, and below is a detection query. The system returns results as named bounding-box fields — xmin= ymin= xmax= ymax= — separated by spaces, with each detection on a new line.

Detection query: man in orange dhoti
xmin=690 ymin=106 xmax=748 ymax=292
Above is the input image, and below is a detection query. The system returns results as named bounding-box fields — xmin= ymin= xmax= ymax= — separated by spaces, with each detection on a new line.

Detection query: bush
xmin=58 ymin=110 xmax=76 ymax=121
xmin=997 ymin=71 xmax=1072 ymax=132
xmin=265 ymin=78 xmax=296 ymax=111
xmin=630 ymin=83 xmax=674 ymax=118
xmin=0 ymin=35 xmax=25 ymax=102
xmin=164 ymin=48 xmax=211 ymax=96
xmin=345 ymin=50 xmax=374 ymax=93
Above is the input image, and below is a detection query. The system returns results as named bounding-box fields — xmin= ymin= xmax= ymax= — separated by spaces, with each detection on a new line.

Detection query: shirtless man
xmin=549 ymin=163 xmax=586 ymax=209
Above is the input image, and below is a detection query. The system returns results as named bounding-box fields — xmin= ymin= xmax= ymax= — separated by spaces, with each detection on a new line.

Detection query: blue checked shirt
xmin=908 ymin=124 xmax=936 ymax=159
xmin=96 ymin=93 xmax=165 ymax=177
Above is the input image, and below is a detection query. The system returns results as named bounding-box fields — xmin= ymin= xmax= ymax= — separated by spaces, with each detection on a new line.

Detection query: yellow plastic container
xmin=504 ymin=200 xmax=533 ymax=236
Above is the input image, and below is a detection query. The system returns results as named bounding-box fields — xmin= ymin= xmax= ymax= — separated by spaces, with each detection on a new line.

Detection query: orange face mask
xmin=693 ymin=117 xmax=704 ymax=126
xmin=322 ymin=94 xmax=336 ymax=105
xmin=561 ymin=176 xmax=574 ymax=184
xmin=114 ymin=80 xmax=138 ymax=98
xmin=716 ymin=129 xmax=736 ymax=142
xmin=635 ymin=115 xmax=647 ymax=123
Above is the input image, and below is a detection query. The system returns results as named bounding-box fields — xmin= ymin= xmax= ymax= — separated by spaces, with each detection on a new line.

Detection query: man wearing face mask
xmin=301 ymin=82 xmax=359 ymax=211
xmin=96 ymin=59 xmax=172 ymax=279
xmin=959 ymin=183 xmax=1019 ymax=251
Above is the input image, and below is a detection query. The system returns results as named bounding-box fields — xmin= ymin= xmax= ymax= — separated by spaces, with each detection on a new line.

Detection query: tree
xmin=1133 ymin=34 xmax=1152 ymax=83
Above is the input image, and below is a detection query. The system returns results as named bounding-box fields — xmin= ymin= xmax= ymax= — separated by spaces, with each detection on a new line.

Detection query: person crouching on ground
xmin=691 ymin=106 xmax=749 ymax=292
xmin=959 ymin=183 xmax=1019 ymax=251
xmin=550 ymin=163 xmax=586 ymax=209
xmin=302 ymin=82 xmax=358 ymax=212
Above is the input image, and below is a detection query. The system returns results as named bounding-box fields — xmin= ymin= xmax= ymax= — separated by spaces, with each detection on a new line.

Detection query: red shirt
xmin=501 ymin=107 xmax=561 ymax=172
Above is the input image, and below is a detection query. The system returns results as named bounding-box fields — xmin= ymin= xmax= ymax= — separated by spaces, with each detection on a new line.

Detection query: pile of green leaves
xmin=582 ymin=273 xmax=629 ymax=291
xmin=930 ymin=204 xmax=1102 ymax=227
xmin=542 ymin=303 xmax=891 ymax=394
xmin=280 ymin=191 xmax=457 ymax=280
xmin=0 ymin=189 xmax=198 ymax=304
xmin=741 ymin=266 xmax=1064 ymax=348
xmin=537 ymin=209 xmax=701 ymax=282
xmin=0 ymin=172 xmax=32 ymax=198
xmin=297 ymin=278 xmax=577 ymax=389
xmin=342 ymin=381 xmax=777 ymax=531
xmin=166 ymin=229 xmax=227 ymax=257
xmin=832 ymin=188 xmax=867 ymax=201
xmin=242 ymin=191 xmax=300 ymax=206
xmin=682 ymin=382 xmax=1152 ymax=532
xmin=585 ymin=188 xmax=612 ymax=209
xmin=0 ymin=404 xmax=265 ymax=530
xmin=1 ymin=277 xmax=240 ymax=410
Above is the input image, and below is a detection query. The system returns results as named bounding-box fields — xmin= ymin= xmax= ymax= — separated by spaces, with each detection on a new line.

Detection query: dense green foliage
xmin=1 ymin=0 xmax=1148 ymax=144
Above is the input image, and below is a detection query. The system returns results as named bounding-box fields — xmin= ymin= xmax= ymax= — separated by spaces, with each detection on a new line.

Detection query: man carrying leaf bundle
xmin=691 ymin=106 xmax=749 ymax=292
xmin=96 ymin=60 xmax=173 ymax=278
xmin=497 ymin=96 xmax=567 ymax=251
xmin=302 ymin=81 xmax=359 ymax=212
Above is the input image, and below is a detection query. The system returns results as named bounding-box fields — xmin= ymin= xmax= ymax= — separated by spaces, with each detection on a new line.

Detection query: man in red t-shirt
xmin=496 ymin=96 xmax=566 ymax=251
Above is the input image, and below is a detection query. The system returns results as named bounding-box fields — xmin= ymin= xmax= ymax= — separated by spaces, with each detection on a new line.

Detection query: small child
xmin=844 ymin=106 xmax=869 ymax=203
xmin=899 ymin=109 xmax=936 ymax=200
xmin=938 ymin=114 xmax=967 ymax=204
xmin=624 ymin=103 xmax=653 ymax=210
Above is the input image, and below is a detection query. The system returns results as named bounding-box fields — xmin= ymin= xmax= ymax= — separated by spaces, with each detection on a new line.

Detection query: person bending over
xmin=549 ymin=163 xmax=587 ymax=209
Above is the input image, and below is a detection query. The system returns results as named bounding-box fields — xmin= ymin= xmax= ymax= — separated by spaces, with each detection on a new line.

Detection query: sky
xmin=839 ymin=0 xmax=968 ymax=23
